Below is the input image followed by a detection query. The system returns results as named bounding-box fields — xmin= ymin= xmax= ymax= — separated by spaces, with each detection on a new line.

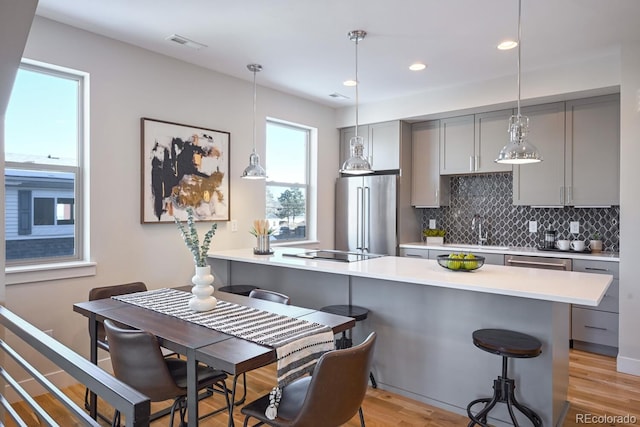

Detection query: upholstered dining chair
xmin=248 ymin=289 xmax=291 ymax=305
xmin=104 ymin=319 xmax=231 ymax=427
xmin=241 ymin=332 xmax=377 ymax=427
xmin=85 ymin=282 xmax=155 ymax=414
xmin=88 ymin=282 xmax=148 ymax=352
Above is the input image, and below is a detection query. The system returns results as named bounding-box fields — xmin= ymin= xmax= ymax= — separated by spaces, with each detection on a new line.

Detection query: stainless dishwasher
xmin=504 ymin=254 xmax=572 ymax=271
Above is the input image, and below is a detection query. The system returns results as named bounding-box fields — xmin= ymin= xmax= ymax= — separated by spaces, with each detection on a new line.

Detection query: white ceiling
xmin=35 ymin=0 xmax=640 ymax=108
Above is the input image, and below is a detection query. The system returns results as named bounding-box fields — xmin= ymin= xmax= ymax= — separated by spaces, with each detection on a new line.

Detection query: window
xmin=4 ymin=62 xmax=85 ymax=264
xmin=265 ymin=121 xmax=309 ymax=241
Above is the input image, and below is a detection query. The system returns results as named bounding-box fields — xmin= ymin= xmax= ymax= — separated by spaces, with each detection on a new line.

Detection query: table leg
xmin=187 ymin=349 xmax=199 ymax=426
xmin=88 ymin=314 xmax=98 ymax=419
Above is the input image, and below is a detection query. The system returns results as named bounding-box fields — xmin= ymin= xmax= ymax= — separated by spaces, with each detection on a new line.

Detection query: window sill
xmin=5 ymin=260 xmax=97 ymax=285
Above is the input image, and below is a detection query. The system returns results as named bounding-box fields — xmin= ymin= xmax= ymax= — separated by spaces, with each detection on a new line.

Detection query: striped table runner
xmin=113 ymin=288 xmax=335 ymax=419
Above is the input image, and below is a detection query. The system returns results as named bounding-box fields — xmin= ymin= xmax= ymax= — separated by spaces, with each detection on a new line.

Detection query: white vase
xmin=189 ymin=265 xmax=217 ymax=312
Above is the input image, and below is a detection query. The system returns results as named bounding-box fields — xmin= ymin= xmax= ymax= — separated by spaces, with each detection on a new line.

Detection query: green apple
xmin=448 ymin=253 xmax=462 ymax=270
xmin=464 ymin=253 xmax=478 ymax=270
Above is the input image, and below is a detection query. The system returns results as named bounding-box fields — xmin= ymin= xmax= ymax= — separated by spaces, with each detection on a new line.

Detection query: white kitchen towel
xmin=266 ymin=330 xmax=335 ymax=420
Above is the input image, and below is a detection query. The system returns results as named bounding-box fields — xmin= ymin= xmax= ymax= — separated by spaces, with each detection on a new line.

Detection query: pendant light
xmin=340 ymin=30 xmax=373 ymax=175
xmin=241 ymin=63 xmax=267 ymax=179
xmin=495 ymin=0 xmax=542 ymax=164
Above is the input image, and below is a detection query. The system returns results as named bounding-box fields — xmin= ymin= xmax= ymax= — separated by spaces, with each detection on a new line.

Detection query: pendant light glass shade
xmin=242 ymin=63 xmax=267 ymax=179
xmin=340 ymin=30 xmax=373 ymax=175
xmin=495 ymin=0 xmax=542 ymax=165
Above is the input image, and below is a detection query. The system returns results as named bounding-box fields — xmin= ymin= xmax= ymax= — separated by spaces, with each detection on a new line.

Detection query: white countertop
xmin=208 ymin=247 xmax=612 ymax=307
xmin=400 ymin=242 xmax=620 ymax=261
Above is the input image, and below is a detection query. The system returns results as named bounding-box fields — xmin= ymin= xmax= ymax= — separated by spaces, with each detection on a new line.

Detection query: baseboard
xmin=4 ymin=356 xmax=113 ymax=404
xmin=617 ymin=354 xmax=640 ymax=376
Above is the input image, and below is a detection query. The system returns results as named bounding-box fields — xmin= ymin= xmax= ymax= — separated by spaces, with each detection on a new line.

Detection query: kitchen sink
xmin=442 ymin=243 xmax=511 ymax=251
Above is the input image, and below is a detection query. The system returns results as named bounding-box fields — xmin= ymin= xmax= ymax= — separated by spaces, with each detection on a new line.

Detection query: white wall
xmin=3 ymin=16 xmax=338 ymax=383
xmin=618 ymin=42 xmax=640 ymax=376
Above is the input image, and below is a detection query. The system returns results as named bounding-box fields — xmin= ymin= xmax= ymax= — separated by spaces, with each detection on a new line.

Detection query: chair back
xmin=248 ymin=289 xmax=291 ymax=305
xmin=288 ymin=332 xmax=376 ymax=426
xmin=88 ymin=282 xmax=147 ymax=348
xmin=103 ymin=319 xmax=183 ymax=402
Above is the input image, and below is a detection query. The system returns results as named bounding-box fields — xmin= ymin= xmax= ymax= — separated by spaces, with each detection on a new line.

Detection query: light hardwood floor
xmin=6 ymin=349 xmax=640 ymax=426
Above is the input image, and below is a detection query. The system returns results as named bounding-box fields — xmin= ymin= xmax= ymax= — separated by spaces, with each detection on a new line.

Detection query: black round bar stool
xmin=467 ymin=329 xmax=543 ymax=427
xmin=320 ymin=304 xmax=377 ymax=388
xmin=217 ymin=284 xmax=258 ymax=296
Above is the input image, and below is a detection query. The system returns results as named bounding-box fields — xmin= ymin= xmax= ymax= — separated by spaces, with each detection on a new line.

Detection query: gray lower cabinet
xmin=399 ymin=247 xmax=429 ymax=259
xmin=399 ymin=247 xmax=504 ymax=265
xmin=571 ymin=259 xmax=619 ymax=355
xmin=427 ymin=249 xmax=504 ymax=265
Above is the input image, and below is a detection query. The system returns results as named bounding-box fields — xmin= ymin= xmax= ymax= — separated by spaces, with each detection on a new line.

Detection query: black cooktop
xmin=283 ymin=250 xmax=385 ymax=262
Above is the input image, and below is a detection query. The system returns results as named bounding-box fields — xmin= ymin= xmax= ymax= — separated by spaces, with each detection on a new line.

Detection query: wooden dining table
xmin=73 ymin=287 xmax=356 ymax=426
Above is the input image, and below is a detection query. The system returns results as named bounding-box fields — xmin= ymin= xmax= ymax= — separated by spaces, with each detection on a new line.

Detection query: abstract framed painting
xmin=141 ymin=117 xmax=230 ymax=223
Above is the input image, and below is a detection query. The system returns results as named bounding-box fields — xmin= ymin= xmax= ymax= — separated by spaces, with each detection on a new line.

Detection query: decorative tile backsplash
xmin=419 ymin=173 xmax=620 ymax=252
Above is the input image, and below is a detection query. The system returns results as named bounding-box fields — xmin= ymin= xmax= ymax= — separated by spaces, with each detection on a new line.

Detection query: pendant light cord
xmin=516 ymin=0 xmax=522 ymax=118
xmin=252 ymin=68 xmax=257 ymax=154
xmin=354 ymin=36 xmax=360 ymax=138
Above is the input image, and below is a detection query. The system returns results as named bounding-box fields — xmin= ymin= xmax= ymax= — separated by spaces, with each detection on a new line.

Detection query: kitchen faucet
xmin=472 ymin=214 xmax=487 ymax=246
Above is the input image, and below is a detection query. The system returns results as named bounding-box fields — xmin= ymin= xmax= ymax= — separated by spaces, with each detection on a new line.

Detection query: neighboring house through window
xmin=4 ymin=62 xmax=85 ymax=264
xmin=265 ymin=120 xmax=311 ymax=242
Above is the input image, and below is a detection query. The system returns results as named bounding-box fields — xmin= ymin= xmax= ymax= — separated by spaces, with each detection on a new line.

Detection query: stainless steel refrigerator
xmin=335 ymin=174 xmax=398 ymax=255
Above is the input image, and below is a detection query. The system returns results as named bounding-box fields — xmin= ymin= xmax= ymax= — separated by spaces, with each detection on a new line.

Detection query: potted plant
xmin=589 ymin=232 xmax=603 ymax=253
xmin=423 ymin=228 xmax=446 ymax=246
xmin=174 ymin=207 xmax=218 ymax=311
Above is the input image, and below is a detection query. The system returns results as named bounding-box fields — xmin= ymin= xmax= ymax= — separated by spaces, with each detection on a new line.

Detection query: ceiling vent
xmin=166 ymin=34 xmax=207 ymax=50
xmin=329 ymin=92 xmax=350 ymax=100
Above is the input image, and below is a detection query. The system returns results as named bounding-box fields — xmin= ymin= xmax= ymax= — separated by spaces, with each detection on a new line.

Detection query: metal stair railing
xmin=0 ymin=305 xmax=151 ymax=426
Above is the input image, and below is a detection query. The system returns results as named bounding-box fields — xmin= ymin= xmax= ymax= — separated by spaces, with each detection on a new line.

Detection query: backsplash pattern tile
xmin=420 ymin=173 xmax=620 ymax=252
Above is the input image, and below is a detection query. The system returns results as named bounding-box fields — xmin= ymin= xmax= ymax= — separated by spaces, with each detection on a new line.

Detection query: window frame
xmin=4 ymin=61 xmax=85 ymax=268
xmin=265 ymin=120 xmax=311 ymax=243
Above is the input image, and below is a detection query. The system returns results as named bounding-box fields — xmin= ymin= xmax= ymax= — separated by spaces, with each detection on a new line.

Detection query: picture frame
xmin=141 ymin=117 xmax=230 ymax=223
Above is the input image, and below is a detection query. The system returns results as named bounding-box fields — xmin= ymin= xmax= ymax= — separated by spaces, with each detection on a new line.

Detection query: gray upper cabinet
xmin=439 ymin=115 xmax=475 ymax=175
xmin=512 ymin=102 xmax=566 ymax=206
xmin=339 ymin=121 xmax=401 ymax=171
xmin=565 ymin=94 xmax=620 ymax=206
xmin=474 ymin=109 xmax=514 ymax=173
xmin=513 ymin=96 xmax=620 ymax=207
xmin=439 ymin=112 xmax=513 ymax=175
xmin=411 ymin=121 xmax=449 ymax=207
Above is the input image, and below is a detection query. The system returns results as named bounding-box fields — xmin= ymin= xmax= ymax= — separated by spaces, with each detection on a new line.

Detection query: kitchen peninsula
xmin=208 ymin=247 xmax=612 ymax=426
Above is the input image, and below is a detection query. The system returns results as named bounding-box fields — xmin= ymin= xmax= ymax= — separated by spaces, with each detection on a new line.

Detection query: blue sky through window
xmin=5 ymin=68 xmax=78 ymax=165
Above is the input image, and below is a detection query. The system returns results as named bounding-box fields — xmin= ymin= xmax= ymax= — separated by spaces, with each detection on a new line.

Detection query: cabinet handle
xmin=405 ymin=254 xmax=423 ymax=258
xmin=584 ymin=325 xmax=608 ymax=331
xmin=568 ymin=186 xmax=573 ymax=203
xmin=469 ymin=156 xmax=474 ymax=172
xmin=585 ymin=267 xmax=610 ymax=273
xmin=560 ymin=187 xmax=564 ymax=204
xmin=475 ymin=155 xmax=479 ymax=171
xmin=435 ymin=188 xmax=439 ymax=203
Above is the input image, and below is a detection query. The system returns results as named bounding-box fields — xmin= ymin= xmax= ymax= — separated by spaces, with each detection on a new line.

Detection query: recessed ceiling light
xmin=343 ymin=79 xmax=357 ymax=87
xmin=409 ymin=63 xmax=427 ymax=71
xmin=498 ymin=40 xmax=518 ymax=50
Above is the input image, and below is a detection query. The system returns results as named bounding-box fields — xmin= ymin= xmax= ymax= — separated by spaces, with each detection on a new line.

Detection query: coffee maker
xmin=543 ymin=228 xmax=556 ymax=249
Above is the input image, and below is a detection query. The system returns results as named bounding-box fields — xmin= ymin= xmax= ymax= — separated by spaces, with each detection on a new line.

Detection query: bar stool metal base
xmin=467 ymin=356 xmax=542 ymax=427
xmin=321 ymin=304 xmax=377 ymax=389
